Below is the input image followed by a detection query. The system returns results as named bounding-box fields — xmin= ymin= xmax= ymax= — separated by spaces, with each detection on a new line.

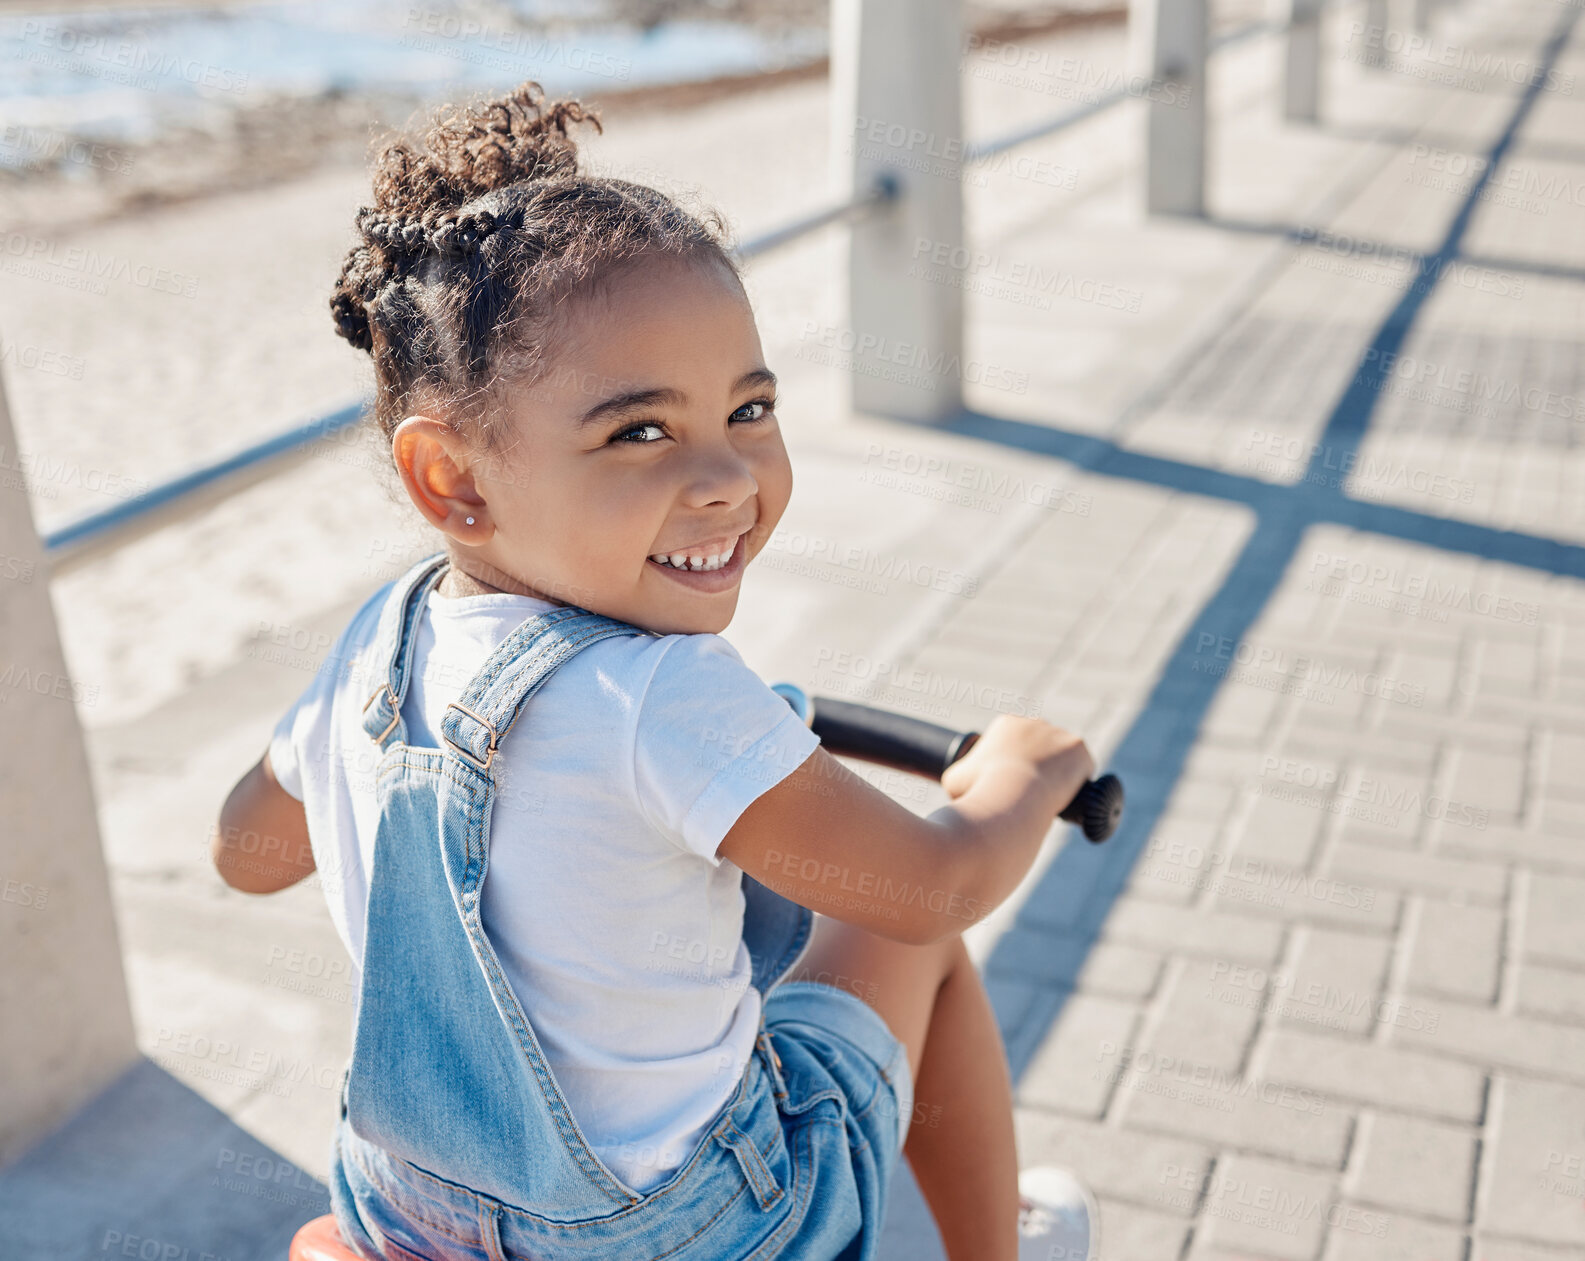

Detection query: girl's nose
xmin=682 ymin=447 xmax=759 ymax=507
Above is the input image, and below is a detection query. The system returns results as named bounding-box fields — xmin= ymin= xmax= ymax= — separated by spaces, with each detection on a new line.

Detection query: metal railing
xmin=38 ymin=4 xmax=1307 ymax=576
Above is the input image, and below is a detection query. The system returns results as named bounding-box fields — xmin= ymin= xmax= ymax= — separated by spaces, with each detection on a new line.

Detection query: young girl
xmin=213 ymin=81 xmax=1100 ymax=1261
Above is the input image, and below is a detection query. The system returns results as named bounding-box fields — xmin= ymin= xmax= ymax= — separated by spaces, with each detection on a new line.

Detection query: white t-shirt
xmin=267 ymin=578 xmax=821 ymax=1194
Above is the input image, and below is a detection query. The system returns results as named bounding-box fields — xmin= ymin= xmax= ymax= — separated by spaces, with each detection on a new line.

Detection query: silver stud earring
xmin=465 ymin=516 xmax=475 ymax=525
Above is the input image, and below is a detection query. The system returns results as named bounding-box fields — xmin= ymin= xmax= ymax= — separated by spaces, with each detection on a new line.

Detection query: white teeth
xmin=650 ymin=540 xmax=735 ymax=571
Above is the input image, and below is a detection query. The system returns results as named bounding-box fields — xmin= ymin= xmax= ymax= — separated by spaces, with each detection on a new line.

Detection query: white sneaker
xmin=1016 ymin=1166 xmax=1099 ymax=1261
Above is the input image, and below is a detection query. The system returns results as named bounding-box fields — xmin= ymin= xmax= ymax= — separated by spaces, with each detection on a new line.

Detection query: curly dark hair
xmin=330 ymin=80 xmax=742 ymax=454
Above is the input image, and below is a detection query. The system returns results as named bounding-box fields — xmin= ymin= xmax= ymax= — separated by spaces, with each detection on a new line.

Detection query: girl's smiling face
xmin=392 ymin=251 xmax=792 ymax=636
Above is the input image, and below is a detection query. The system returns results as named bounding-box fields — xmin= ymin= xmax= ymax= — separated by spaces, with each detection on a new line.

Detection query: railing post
xmin=0 ymin=351 xmax=137 ymax=1167
xmin=830 ymin=0 xmax=965 ymax=422
xmin=1361 ymin=0 xmax=1391 ymax=65
xmin=1284 ymin=0 xmax=1324 ymax=121
xmin=1132 ymin=0 xmax=1209 ymax=215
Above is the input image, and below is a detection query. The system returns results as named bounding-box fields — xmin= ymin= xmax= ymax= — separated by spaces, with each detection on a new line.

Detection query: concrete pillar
xmin=0 ymin=358 xmax=137 ymax=1168
xmin=1131 ymin=0 xmax=1209 ymax=215
xmin=1284 ymin=0 xmax=1324 ymax=122
xmin=1362 ymin=0 xmax=1391 ymax=66
xmin=830 ymin=0 xmax=965 ymax=422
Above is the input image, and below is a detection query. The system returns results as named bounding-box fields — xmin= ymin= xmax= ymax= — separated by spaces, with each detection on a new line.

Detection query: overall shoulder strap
xmin=359 ymin=550 xmax=451 ymax=750
xmin=439 ymin=607 xmax=653 ymax=775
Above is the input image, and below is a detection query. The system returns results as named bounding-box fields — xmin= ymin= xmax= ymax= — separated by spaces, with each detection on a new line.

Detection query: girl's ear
xmin=392 ymin=414 xmax=491 ymax=540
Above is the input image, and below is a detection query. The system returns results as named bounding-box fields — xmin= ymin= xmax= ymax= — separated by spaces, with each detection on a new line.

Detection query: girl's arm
xmin=718 ymin=716 xmax=1091 ymax=947
xmin=211 ymin=750 xmax=317 ymax=894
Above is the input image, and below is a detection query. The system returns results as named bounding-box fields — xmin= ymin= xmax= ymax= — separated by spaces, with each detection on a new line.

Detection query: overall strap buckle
xmin=362 ymin=683 xmax=400 ymax=744
xmin=443 ymin=700 xmax=500 ymax=771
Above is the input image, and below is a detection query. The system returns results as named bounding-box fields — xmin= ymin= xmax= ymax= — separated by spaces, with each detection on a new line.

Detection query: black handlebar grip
xmin=770 ymin=685 xmax=1123 ymax=843
xmin=799 ymin=695 xmax=979 ymax=778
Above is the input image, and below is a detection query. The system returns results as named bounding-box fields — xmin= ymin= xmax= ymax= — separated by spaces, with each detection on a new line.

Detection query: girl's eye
xmin=608 ymin=397 xmax=777 ymax=445
xmin=732 ymin=397 xmax=777 ymax=425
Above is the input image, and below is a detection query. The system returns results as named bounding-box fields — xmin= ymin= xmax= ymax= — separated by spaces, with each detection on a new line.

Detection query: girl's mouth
xmin=645 ymin=531 xmax=748 ymax=593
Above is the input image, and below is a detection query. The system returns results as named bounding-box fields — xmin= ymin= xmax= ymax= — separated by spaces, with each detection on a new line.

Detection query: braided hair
xmin=330 ymin=81 xmax=741 ymax=454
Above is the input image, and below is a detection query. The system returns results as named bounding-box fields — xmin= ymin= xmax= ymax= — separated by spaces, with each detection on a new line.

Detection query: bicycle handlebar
xmin=770 ymin=683 xmax=1124 ymax=844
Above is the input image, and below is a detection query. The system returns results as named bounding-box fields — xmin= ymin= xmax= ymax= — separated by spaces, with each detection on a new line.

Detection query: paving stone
xmin=1196 ymin=1154 xmax=1336 ymax=1260
xmin=1342 ymin=1111 xmax=1477 ymax=1223
xmin=1011 ymin=1108 xmax=1212 ymax=1214
xmin=1481 ymin=1076 xmax=1585 ymax=1248
xmin=1320 ymin=1213 xmax=1466 ymax=1261
xmin=1541 ymin=728 xmax=1585 ymax=797
xmin=1230 ymin=787 xmax=1330 ymax=871
xmin=1431 ymin=817 xmax=1585 ymax=875
xmin=1099 ymin=899 xmax=1287 ymax=964
xmin=1112 ymin=1059 xmax=1353 ymax=1166
xmin=1471 ymin=1239 xmax=1585 ymax=1261
xmin=1141 ymin=956 xmax=1266 ymax=1073
xmin=1403 ymin=898 xmax=1506 ymax=1004
xmin=1540 ymin=795 xmax=1585 ymax=839
xmin=1207 ymin=871 xmax=1402 ymax=935
xmin=984 ymin=927 xmax=1163 ymax=1000
xmin=1386 ymin=999 xmax=1585 ymax=1085
xmin=1248 ymin=1027 xmax=1486 ymax=1124
xmin=1014 ymin=992 xmax=1141 ymax=1118
xmin=1447 ymin=744 xmax=1529 ymax=819
xmin=1283 ymin=722 xmax=1440 ymax=777
xmin=1128 ymin=816 xmax=1230 ymax=905
xmin=1322 ymin=839 xmax=1508 ymax=906
xmin=1160 ymin=776 xmax=1241 ymax=822
xmin=1520 ymin=871 xmax=1585 ymax=967
xmin=1271 ymin=925 xmax=1394 ymax=1039
xmin=1513 ymin=963 xmax=1585 ymax=1025
xmin=1091 ymin=1198 xmax=1191 ymax=1261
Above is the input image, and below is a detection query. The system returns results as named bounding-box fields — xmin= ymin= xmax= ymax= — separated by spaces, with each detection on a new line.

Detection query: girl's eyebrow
xmin=574 ymin=368 xmax=778 ymax=430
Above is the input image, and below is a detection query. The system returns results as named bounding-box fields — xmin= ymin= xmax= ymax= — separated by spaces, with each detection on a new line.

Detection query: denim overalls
xmin=326 ymin=550 xmax=913 ymax=1261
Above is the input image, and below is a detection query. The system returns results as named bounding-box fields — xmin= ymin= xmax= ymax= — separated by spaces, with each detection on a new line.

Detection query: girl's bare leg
xmin=786 ymin=916 xmax=1020 ymax=1261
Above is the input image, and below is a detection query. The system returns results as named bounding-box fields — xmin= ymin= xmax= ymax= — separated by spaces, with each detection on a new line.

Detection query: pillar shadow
xmin=895 ymin=0 xmax=1584 ymax=1082
xmin=0 ymin=1059 xmax=327 ymax=1261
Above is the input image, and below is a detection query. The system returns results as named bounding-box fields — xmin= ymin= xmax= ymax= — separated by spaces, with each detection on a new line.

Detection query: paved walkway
xmin=0 ymin=0 xmax=1581 ymax=1256
xmin=874 ymin=0 xmax=1585 ymax=1256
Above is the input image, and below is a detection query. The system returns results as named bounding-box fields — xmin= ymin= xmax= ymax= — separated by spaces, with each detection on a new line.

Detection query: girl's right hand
xmin=939 ymin=714 xmax=1095 ymax=814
